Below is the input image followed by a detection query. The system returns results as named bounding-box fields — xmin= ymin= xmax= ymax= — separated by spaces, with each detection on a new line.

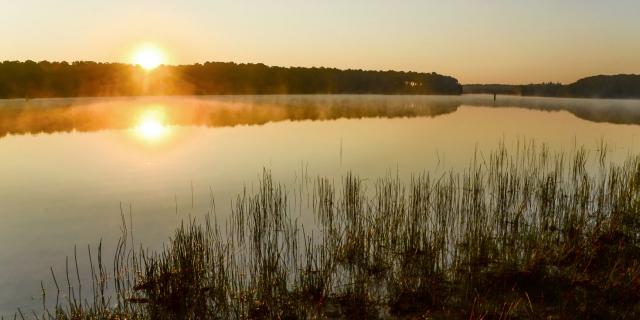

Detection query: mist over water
xmin=1 ymin=94 xmax=640 ymax=316
xmin=1 ymin=95 xmax=640 ymax=139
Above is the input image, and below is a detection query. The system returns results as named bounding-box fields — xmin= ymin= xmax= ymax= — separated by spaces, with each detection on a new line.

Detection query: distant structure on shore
xmin=464 ymin=74 xmax=640 ymax=99
xmin=0 ymin=60 xmax=462 ymax=98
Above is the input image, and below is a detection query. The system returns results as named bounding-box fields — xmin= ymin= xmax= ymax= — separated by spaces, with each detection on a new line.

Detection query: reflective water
xmin=1 ymin=94 xmax=640 ymax=315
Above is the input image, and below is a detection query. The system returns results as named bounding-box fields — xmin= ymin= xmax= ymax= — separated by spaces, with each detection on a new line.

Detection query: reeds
xmin=22 ymin=143 xmax=640 ymax=319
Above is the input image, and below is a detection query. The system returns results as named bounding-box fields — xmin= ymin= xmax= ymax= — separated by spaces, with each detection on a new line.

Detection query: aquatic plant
xmin=18 ymin=143 xmax=640 ymax=319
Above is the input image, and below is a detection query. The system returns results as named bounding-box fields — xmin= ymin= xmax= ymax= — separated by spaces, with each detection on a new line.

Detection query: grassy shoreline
xmin=19 ymin=143 xmax=640 ymax=319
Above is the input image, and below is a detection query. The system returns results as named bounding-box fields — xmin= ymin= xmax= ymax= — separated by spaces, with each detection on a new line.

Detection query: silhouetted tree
xmin=0 ymin=61 xmax=462 ymax=98
xmin=463 ymin=75 xmax=640 ymax=99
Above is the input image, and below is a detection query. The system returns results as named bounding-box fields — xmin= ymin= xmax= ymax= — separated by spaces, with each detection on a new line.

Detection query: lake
xmin=1 ymin=94 xmax=640 ymax=316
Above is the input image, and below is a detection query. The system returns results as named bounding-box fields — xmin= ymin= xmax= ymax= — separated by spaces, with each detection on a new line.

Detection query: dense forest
xmin=0 ymin=61 xmax=462 ymax=98
xmin=464 ymin=74 xmax=640 ymax=99
xmin=463 ymin=84 xmax=522 ymax=95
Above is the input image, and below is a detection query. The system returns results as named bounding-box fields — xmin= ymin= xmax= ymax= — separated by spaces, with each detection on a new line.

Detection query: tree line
xmin=464 ymin=74 xmax=640 ymax=99
xmin=0 ymin=60 xmax=462 ymax=98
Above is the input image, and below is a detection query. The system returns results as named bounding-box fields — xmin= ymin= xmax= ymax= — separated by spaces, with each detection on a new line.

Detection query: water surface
xmin=1 ymin=94 xmax=640 ymax=315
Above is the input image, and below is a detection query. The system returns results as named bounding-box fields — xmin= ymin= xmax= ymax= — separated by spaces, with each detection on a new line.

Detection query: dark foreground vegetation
xmin=464 ymin=74 xmax=640 ymax=99
xmin=0 ymin=61 xmax=462 ymax=98
xmin=16 ymin=144 xmax=640 ymax=319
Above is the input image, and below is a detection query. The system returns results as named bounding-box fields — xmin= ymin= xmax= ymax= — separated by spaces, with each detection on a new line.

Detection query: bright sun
xmin=133 ymin=45 xmax=164 ymax=70
xmin=135 ymin=109 xmax=169 ymax=141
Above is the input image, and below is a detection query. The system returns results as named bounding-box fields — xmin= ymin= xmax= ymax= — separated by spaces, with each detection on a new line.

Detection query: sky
xmin=2 ymin=0 xmax=639 ymax=84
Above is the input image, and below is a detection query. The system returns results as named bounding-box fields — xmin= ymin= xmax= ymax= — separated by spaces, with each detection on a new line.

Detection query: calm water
xmin=1 ymin=94 xmax=640 ymax=315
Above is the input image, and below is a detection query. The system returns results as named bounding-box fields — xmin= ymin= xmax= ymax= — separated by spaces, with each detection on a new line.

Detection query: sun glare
xmin=135 ymin=109 xmax=169 ymax=141
xmin=133 ymin=45 xmax=164 ymax=70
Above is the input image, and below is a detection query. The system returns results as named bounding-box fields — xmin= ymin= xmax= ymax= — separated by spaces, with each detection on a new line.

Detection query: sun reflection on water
xmin=134 ymin=109 xmax=169 ymax=142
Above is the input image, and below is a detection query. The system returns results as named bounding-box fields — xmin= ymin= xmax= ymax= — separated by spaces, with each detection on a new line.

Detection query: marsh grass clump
xmin=24 ymin=143 xmax=640 ymax=319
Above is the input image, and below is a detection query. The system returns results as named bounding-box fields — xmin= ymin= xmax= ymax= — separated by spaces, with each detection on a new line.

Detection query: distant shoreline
xmin=3 ymin=93 xmax=640 ymax=106
xmin=464 ymin=74 xmax=640 ymax=99
xmin=0 ymin=61 xmax=462 ymax=99
xmin=2 ymin=60 xmax=637 ymax=100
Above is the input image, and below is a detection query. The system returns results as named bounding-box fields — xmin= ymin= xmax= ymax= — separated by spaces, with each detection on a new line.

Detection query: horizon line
xmin=3 ymin=59 xmax=638 ymax=86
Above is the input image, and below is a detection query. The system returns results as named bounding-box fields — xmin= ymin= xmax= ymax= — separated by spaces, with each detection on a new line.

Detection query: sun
xmin=133 ymin=45 xmax=165 ymax=70
xmin=135 ymin=109 xmax=169 ymax=141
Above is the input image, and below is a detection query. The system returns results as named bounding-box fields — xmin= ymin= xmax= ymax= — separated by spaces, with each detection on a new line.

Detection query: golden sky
xmin=2 ymin=0 xmax=639 ymax=84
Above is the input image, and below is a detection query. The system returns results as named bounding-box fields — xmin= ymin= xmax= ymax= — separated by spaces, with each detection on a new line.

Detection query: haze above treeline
xmin=1 ymin=60 xmax=639 ymax=99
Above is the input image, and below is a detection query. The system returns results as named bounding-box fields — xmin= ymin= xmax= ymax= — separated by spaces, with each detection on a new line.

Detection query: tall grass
xmin=18 ymin=143 xmax=640 ymax=319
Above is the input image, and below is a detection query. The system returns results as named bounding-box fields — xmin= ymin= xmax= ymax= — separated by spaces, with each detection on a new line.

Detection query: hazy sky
xmin=3 ymin=0 xmax=639 ymax=84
